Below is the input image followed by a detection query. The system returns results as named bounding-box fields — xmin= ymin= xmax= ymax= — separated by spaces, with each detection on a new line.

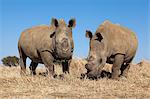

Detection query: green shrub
xmin=1 ymin=56 xmax=19 ymax=67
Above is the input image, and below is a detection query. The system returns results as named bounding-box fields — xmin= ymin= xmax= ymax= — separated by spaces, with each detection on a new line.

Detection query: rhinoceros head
xmin=85 ymin=30 xmax=106 ymax=76
xmin=50 ymin=18 xmax=76 ymax=59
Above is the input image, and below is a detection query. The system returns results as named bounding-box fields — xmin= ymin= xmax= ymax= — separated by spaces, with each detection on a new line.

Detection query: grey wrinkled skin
xmin=18 ymin=18 xmax=76 ymax=77
xmin=85 ymin=20 xmax=138 ymax=80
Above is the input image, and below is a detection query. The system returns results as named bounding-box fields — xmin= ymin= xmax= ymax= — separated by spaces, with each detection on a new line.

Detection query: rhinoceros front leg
xmin=62 ymin=59 xmax=71 ymax=74
xmin=111 ymin=54 xmax=124 ymax=80
xmin=40 ymin=51 xmax=55 ymax=77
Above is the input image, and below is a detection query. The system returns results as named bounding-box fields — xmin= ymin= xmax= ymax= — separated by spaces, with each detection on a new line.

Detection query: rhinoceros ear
xmin=86 ymin=30 xmax=93 ymax=39
xmin=51 ymin=18 xmax=59 ymax=27
xmin=96 ymin=33 xmax=103 ymax=42
xmin=68 ymin=18 xmax=76 ymax=28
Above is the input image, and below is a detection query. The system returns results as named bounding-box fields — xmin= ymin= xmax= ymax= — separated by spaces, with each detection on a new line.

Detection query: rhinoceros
xmin=18 ymin=18 xmax=76 ymax=77
xmin=85 ymin=20 xmax=138 ymax=80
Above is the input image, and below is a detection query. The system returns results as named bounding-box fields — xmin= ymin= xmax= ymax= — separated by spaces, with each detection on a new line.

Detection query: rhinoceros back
xmin=97 ymin=20 xmax=138 ymax=59
xmin=18 ymin=25 xmax=55 ymax=61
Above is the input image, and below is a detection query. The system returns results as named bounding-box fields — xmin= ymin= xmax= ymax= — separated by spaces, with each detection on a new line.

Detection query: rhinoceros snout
xmin=85 ymin=63 xmax=94 ymax=71
xmin=85 ymin=64 xmax=92 ymax=74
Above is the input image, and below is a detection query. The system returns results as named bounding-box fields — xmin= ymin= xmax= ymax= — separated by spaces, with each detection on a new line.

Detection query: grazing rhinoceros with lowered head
xmin=85 ymin=20 xmax=138 ymax=80
xmin=18 ymin=18 xmax=76 ymax=77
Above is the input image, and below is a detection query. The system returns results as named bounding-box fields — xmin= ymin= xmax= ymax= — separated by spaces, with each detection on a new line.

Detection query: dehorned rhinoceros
xmin=85 ymin=20 xmax=138 ymax=80
xmin=18 ymin=18 xmax=76 ymax=77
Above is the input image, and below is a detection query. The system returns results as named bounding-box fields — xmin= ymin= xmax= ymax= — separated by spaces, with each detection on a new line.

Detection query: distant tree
xmin=1 ymin=56 xmax=19 ymax=67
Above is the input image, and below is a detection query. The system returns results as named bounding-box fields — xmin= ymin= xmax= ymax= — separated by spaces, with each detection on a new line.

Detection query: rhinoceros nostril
xmin=85 ymin=64 xmax=88 ymax=69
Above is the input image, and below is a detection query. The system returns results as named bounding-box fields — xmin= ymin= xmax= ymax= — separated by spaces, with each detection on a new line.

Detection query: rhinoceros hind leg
xmin=111 ymin=54 xmax=124 ymax=80
xmin=120 ymin=57 xmax=133 ymax=78
xmin=19 ymin=48 xmax=27 ymax=76
xmin=29 ymin=61 xmax=38 ymax=75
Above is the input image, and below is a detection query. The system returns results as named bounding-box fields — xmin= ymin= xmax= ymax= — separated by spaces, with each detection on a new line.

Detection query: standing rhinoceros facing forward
xmin=85 ymin=20 xmax=138 ymax=80
xmin=18 ymin=18 xmax=76 ymax=77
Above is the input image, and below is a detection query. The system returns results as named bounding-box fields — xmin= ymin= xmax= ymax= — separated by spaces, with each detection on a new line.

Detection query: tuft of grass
xmin=0 ymin=59 xmax=150 ymax=98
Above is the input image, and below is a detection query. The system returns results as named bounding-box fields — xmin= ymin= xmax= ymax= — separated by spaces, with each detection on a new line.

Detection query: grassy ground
xmin=0 ymin=59 xmax=150 ymax=99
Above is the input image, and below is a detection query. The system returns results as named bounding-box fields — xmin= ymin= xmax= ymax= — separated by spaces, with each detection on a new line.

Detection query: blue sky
xmin=0 ymin=0 xmax=150 ymax=64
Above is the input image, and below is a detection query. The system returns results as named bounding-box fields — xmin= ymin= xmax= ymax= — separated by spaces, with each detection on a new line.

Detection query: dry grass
xmin=0 ymin=59 xmax=150 ymax=99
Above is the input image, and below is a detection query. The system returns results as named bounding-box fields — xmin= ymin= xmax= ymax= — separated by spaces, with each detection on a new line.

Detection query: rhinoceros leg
xmin=62 ymin=59 xmax=71 ymax=74
xmin=40 ymin=51 xmax=55 ymax=77
xmin=29 ymin=61 xmax=38 ymax=75
xmin=120 ymin=57 xmax=133 ymax=78
xmin=19 ymin=48 xmax=27 ymax=75
xmin=111 ymin=54 xmax=124 ymax=80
